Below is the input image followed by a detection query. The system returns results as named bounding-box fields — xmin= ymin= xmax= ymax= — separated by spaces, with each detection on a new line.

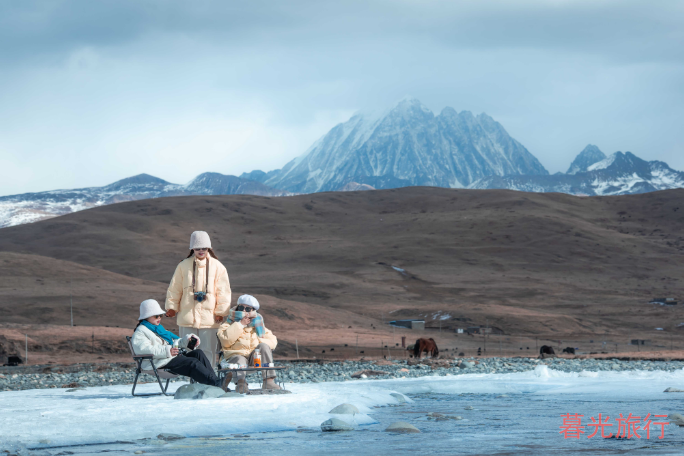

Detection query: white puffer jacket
xmin=131 ymin=324 xmax=175 ymax=370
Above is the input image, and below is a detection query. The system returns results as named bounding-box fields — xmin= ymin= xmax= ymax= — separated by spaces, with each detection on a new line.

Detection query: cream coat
xmin=217 ymin=321 xmax=277 ymax=358
xmin=131 ymin=324 xmax=174 ymax=370
xmin=165 ymin=256 xmax=232 ymax=329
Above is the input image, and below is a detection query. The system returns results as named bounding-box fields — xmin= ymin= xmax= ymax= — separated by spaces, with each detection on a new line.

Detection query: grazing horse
xmin=413 ymin=338 xmax=439 ymax=359
xmin=562 ymin=347 xmax=576 ymax=355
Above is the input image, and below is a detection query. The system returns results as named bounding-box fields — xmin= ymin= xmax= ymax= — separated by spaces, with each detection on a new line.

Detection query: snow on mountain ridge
xmin=471 ymin=147 xmax=684 ymax=196
xmin=587 ymin=153 xmax=618 ymax=171
xmin=0 ymin=173 xmax=287 ymax=228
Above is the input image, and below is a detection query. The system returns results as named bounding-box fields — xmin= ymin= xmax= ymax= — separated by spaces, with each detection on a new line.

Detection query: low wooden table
xmin=217 ymin=366 xmax=288 ymax=393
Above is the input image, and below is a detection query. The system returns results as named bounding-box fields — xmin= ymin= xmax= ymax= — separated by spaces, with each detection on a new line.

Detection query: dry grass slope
xmin=1 ymin=187 xmax=683 ymax=362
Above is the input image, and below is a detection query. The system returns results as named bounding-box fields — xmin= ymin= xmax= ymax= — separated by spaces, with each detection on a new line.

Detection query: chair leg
xmin=151 ymin=364 xmax=174 ymax=396
xmin=131 ymin=369 xmax=141 ymax=397
xmin=131 ymin=362 xmax=168 ymax=397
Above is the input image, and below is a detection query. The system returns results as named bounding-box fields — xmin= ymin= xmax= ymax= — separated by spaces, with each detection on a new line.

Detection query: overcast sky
xmin=1 ymin=0 xmax=683 ymax=195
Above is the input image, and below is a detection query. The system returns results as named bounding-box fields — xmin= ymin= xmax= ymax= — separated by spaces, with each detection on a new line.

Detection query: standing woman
xmin=165 ymin=231 xmax=231 ymax=369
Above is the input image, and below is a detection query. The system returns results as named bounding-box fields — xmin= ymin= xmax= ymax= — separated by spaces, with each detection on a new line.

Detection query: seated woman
xmin=217 ymin=295 xmax=279 ymax=393
xmin=132 ymin=299 xmax=229 ymax=390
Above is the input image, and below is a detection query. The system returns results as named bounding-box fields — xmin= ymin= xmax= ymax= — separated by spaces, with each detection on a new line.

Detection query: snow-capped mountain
xmin=0 ymin=173 xmax=286 ymax=228
xmin=242 ymin=98 xmax=548 ymax=192
xmin=566 ymin=144 xmax=606 ymax=174
xmin=471 ymin=148 xmax=684 ymax=196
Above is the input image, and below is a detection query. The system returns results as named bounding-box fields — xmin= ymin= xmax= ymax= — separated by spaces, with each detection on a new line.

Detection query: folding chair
xmin=126 ymin=336 xmax=179 ymax=397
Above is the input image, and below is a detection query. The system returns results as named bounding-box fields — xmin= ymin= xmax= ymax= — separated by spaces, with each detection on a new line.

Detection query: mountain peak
xmin=257 ymin=100 xmax=548 ymax=193
xmin=386 ymin=97 xmax=433 ymax=120
xmin=104 ymin=173 xmax=170 ymax=190
xmin=567 ymin=145 xmax=606 ymax=174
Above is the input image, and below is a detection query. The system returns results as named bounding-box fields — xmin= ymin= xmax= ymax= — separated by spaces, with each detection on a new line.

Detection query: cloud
xmin=0 ymin=0 xmax=682 ymax=194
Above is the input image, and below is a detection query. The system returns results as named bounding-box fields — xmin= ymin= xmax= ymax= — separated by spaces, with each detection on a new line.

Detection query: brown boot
xmin=262 ymin=377 xmax=281 ymax=390
xmin=236 ymin=379 xmax=249 ymax=394
xmin=221 ymin=372 xmax=232 ymax=392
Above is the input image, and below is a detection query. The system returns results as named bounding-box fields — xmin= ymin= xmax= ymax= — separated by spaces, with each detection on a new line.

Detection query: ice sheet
xmin=2 ymin=366 xmax=684 ymax=448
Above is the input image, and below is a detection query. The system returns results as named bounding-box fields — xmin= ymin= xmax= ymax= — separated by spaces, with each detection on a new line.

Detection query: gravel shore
xmin=2 ymin=357 xmax=683 ymax=392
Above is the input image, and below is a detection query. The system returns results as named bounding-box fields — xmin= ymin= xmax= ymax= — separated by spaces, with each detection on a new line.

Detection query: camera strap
xmin=192 ymin=257 xmax=209 ymax=294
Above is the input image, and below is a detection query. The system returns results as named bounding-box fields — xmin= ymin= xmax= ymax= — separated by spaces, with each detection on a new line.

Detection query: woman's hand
xmin=166 ymin=309 xmax=176 ymax=318
xmin=240 ymin=316 xmax=252 ymax=326
xmin=170 ymin=348 xmax=179 ymax=356
xmin=214 ymin=314 xmax=223 ymax=323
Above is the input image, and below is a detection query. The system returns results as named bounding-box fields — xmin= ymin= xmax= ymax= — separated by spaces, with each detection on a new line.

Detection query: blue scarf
xmin=141 ymin=320 xmax=180 ymax=345
xmin=226 ymin=307 xmax=265 ymax=337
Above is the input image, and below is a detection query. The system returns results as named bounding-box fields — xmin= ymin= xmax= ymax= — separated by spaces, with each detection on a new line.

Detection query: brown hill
xmin=1 ymin=187 xmax=684 ymax=361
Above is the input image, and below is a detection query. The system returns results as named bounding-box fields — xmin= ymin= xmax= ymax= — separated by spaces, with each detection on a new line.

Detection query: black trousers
xmin=164 ymin=349 xmax=220 ymax=387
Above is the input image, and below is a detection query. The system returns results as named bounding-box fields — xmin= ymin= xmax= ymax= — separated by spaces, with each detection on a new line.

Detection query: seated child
xmin=217 ymin=295 xmax=279 ymax=393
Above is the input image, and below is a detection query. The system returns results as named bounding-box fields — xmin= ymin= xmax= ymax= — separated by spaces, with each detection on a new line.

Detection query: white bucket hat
xmin=189 ymin=231 xmax=212 ymax=250
xmin=237 ymin=294 xmax=260 ymax=311
xmin=139 ymin=299 xmax=165 ymax=321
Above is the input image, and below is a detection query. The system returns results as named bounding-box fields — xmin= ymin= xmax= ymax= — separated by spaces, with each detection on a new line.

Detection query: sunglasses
xmin=154 ymin=314 xmax=163 ymax=318
xmin=236 ymin=305 xmax=254 ymax=313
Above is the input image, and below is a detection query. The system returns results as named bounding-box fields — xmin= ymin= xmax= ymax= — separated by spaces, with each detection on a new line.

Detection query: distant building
xmin=650 ymin=298 xmax=678 ymax=305
xmin=389 ymin=320 xmax=425 ymax=330
xmin=630 ymin=339 xmax=652 ymax=346
xmin=465 ymin=326 xmax=504 ymax=335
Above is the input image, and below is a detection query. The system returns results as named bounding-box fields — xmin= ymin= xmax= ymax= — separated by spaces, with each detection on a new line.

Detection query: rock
xmin=464 ymin=405 xmax=474 ymax=410
xmin=385 ymin=421 xmax=421 ymax=433
xmin=351 ymin=370 xmax=389 ymax=378
xmin=668 ymin=413 xmax=684 ymax=426
xmin=321 ymin=418 xmax=354 ymax=432
xmin=329 ymin=403 xmax=359 ymax=415
xmin=390 ymin=393 xmax=407 ymax=403
xmin=459 ymin=361 xmax=474 ymax=369
xmin=65 ymin=388 xmax=85 ymax=392
xmin=134 ymin=452 xmax=144 ymax=455
xmin=174 ymin=383 xmax=225 ymax=400
xmin=157 ymin=433 xmax=184 ymax=441
xmin=664 ymin=387 xmax=684 ymax=393
xmin=399 ymin=368 xmax=409 ymax=373
xmin=427 ymin=412 xmax=444 ymax=417
xmin=438 ymin=415 xmax=462 ymax=421
xmin=61 ymin=382 xmax=83 ymax=389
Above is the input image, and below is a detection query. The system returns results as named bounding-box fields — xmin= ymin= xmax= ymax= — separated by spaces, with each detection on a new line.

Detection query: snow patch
xmin=587 ymin=153 xmax=617 ymax=171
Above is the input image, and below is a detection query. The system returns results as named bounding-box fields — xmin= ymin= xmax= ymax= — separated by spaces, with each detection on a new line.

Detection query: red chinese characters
xmin=561 ymin=413 xmax=668 ymax=439
xmin=559 ymin=413 xmax=585 ymax=439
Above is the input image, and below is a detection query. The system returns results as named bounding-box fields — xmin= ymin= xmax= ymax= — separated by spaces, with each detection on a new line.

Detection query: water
xmin=34 ymin=390 xmax=684 ymax=455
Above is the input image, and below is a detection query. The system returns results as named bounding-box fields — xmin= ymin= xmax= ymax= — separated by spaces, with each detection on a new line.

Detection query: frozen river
xmin=2 ymin=366 xmax=684 ymax=455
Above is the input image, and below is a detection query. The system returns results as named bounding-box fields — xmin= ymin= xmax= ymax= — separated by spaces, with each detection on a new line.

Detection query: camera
xmin=194 ymin=291 xmax=207 ymax=302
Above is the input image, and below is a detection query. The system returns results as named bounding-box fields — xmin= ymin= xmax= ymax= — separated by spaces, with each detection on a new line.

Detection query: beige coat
xmin=217 ymin=321 xmax=277 ymax=358
xmin=131 ymin=324 xmax=174 ymax=370
xmin=165 ymin=256 xmax=231 ymax=329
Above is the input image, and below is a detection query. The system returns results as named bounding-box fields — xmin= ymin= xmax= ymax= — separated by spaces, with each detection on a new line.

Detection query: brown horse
xmin=413 ymin=338 xmax=439 ymax=359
